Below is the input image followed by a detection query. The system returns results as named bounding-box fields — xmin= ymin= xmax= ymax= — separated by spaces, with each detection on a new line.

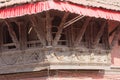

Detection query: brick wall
xmin=0 ymin=70 xmax=120 ymax=80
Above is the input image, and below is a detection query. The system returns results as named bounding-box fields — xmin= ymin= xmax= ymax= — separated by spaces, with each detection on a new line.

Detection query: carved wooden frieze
xmin=46 ymin=50 xmax=111 ymax=64
xmin=0 ymin=47 xmax=111 ymax=74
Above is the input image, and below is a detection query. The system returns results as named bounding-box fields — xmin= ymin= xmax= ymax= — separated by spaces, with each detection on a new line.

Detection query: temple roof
xmin=0 ymin=0 xmax=120 ymax=11
xmin=67 ymin=0 xmax=120 ymax=11
xmin=0 ymin=0 xmax=120 ymax=21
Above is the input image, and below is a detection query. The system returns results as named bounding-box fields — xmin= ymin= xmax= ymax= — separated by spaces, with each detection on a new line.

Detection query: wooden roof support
xmin=118 ymin=35 xmax=120 ymax=46
xmin=52 ymin=12 xmax=69 ymax=46
xmin=89 ymin=21 xmax=94 ymax=48
xmin=29 ymin=15 xmax=46 ymax=46
xmin=18 ymin=22 xmax=27 ymax=50
xmin=4 ymin=19 xmax=20 ymax=49
xmin=0 ymin=22 xmax=3 ymax=52
xmin=109 ymin=23 xmax=120 ymax=36
xmin=46 ymin=11 xmax=53 ymax=46
xmin=111 ymin=25 xmax=120 ymax=47
xmin=109 ymin=26 xmax=118 ymax=36
xmin=74 ymin=17 xmax=92 ymax=46
xmin=102 ymin=22 xmax=110 ymax=49
xmin=64 ymin=15 xmax=84 ymax=28
xmin=92 ymin=20 xmax=106 ymax=48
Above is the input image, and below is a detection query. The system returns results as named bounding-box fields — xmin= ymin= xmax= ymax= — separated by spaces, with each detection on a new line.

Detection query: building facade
xmin=0 ymin=0 xmax=120 ymax=80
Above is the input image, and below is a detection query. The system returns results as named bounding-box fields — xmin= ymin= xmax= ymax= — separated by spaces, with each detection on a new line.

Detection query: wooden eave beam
xmin=88 ymin=20 xmax=95 ymax=48
xmin=74 ymin=17 xmax=92 ymax=46
xmin=46 ymin=11 xmax=53 ymax=46
xmin=29 ymin=15 xmax=46 ymax=46
xmin=102 ymin=22 xmax=110 ymax=49
xmin=118 ymin=39 xmax=120 ymax=46
xmin=111 ymin=25 xmax=120 ymax=47
xmin=64 ymin=15 xmax=85 ymax=28
xmin=18 ymin=22 xmax=27 ymax=50
xmin=109 ymin=25 xmax=119 ymax=36
xmin=52 ymin=12 xmax=69 ymax=46
xmin=4 ymin=19 xmax=20 ymax=49
xmin=93 ymin=21 xmax=107 ymax=48
xmin=0 ymin=22 xmax=3 ymax=52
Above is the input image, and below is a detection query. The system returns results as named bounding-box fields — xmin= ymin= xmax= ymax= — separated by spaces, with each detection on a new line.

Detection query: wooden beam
xmin=29 ymin=15 xmax=46 ymax=46
xmin=46 ymin=11 xmax=53 ymax=46
xmin=118 ymin=37 xmax=120 ymax=46
xmin=102 ymin=22 xmax=110 ymax=49
xmin=70 ymin=25 xmax=74 ymax=46
xmin=111 ymin=25 xmax=120 ymax=47
xmin=91 ymin=20 xmax=98 ymax=48
xmin=93 ymin=21 xmax=106 ymax=48
xmin=18 ymin=22 xmax=27 ymax=50
xmin=0 ymin=22 xmax=3 ymax=52
xmin=63 ymin=15 xmax=84 ymax=28
xmin=74 ymin=17 xmax=92 ymax=46
xmin=89 ymin=21 xmax=94 ymax=48
xmin=4 ymin=19 xmax=20 ymax=49
xmin=34 ymin=15 xmax=46 ymax=39
xmin=52 ymin=12 xmax=69 ymax=46
xmin=109 ymin=25 xmax=119 ymax=36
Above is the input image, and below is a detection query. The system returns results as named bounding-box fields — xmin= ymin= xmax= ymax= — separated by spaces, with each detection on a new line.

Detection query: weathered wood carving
xmin=0 ymin=47 xmax=111 ymax=74
xmin=93 ymin=21 xmax=107 ymax=48
xmin=111 ymin=25 xmax=120 ymax=47
xmin=52 ymin=12 xmax=69 ymax=46
xmin=29 ymin=15 xmax=46 ymax=46
xmin=4 ymin=19 xmax=20 ymax=49
xmin=74 ymin=17 xmax=91 ymax=46
xmin=0 ymin=11 xmax=114 ymax=74
xmin=46 ymin=11 xmax=53 ymax=46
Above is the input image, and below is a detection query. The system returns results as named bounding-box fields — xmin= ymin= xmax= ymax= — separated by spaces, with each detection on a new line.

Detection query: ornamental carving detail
xmin=0 ymin=48 xmax=111 ymax=74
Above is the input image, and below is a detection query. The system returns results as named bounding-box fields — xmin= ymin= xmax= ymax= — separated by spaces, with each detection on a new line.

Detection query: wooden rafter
xmin=102 ymin=22 xmax=110 ymax=49
xmin=89 ymin=21 xmax=94 ymax=48
xmin=64 ymin=15 xmax=84 ymax=28
xmin=70 ymin=25 xmax=74 ymax=46
xmin=91 ymin=20 xmax=98 ymax=48
xmin=84 ymin=22 xmax=90 ymax=48
xmin=52 ymin=12 xmax=69 ymax=46
xmin=4 ymin=19 xmax=20 ymax=49
xmin=93 ymin=20 xmax=106 ymax=48
xmin=0 ymin=22 xmax=3 ymax=52
xmin=111 ymin=25 xmax=120 ymax=47
xmin=108 ymin=21 xmax=119 ymax=37
xmin=37 ymin=18 xmax=46 ymax=42
xmin=118 ymin=37 xmax=120 ymax=46
xmin=74 ymin=17 xmax=92 ymax=46
xmin=109 ymin=25 xmax=119 ymax=36
xmin=46 ymin=11 xmax=53 ymax=46
xmin=29 ymin=15 xmax=46 ymax=46
xmin=34 ymin=14 xmax=46 ymax=38
xmin=18 ymin=22 xmax=27 ymax=50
